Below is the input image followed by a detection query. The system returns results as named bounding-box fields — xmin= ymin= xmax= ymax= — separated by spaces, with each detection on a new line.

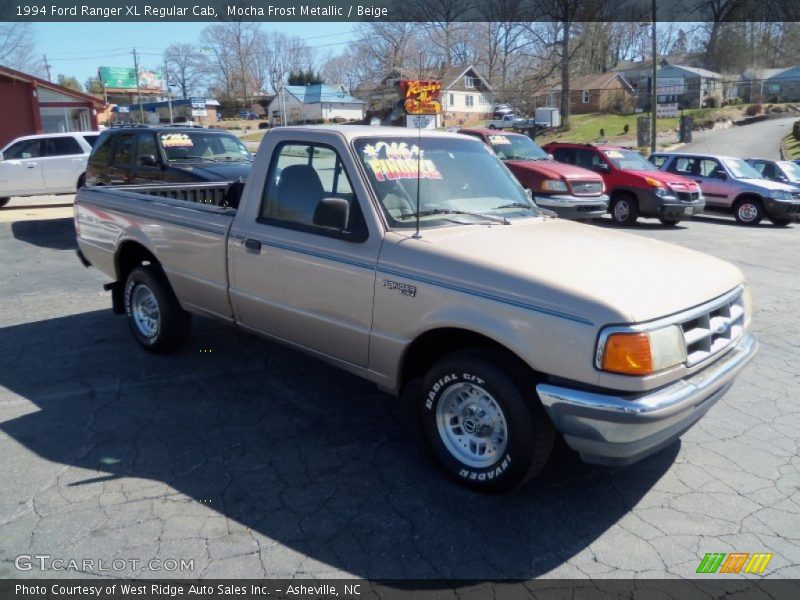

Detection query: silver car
xmin=649 ymin=152 xmax=800 ymax=226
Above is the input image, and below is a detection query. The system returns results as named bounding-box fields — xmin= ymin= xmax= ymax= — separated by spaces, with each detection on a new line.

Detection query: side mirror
xmin=139 ymin=154 xmax=158 ymax=167
xmin=313 ymin=197 xmax=349 ymax=231
xmin=547 ymin=153 xmax=555 ymax=160
xmin=595 ymin=163 xmax=610 ymax=172
xmin=715 ymin=171 xmax=727 ymax=180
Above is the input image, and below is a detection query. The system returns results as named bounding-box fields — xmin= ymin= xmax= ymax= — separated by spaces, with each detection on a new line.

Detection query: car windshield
xmin=353 ymin=136 xmax=542 ymax=228
xmin=603 ymin=148 xmax=658 ymax=171
xmin=723 ymin=158 xmax=762 ymax=179
xmin=160 ymin=131 xmax=252 ymax=162
xmin=484 ymin=133 xmax=549 ymax=161
xmin=778 ymin=161 xmax=800 ymax=182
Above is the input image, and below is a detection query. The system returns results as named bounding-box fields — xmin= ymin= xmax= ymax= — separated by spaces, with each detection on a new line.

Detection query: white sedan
xmin=0 ymin=132 xmax=99 ymax=207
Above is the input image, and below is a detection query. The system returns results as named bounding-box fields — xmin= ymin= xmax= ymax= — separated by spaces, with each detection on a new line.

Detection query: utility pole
xmin=650 ymin=0 xmax=658 ymax=154
xmin=42 ymin=55 xmax=51 ymax=81
xmin=132 ymin=47 xmax=144 ymax=123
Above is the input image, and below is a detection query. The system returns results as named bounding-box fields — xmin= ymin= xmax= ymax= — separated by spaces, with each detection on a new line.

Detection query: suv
xmin=0 ymin=132 xmax=99 ymax=207
xmin=651 ymin=152 xmax=800 ymax=226
xmin=460 ymin=128 xmax=608 ymax=219
xmin=746 ymin=158 xmax=800 ymax=188
xmin=543 ymin=142 xmax=705 ymax=226
xmin=86 ymin=126 xmax=253 ymax=187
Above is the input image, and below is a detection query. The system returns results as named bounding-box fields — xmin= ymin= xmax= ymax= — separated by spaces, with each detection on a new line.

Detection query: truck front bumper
xmin=536 ymin=333 xmax=757 ymax=466
xmin=764 ymin=199 xmax=800 ymax=219
xmin=534 ymin=194 xmax=610 ymax=220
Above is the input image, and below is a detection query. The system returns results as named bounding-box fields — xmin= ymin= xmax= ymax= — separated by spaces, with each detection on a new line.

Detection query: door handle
xmin=244 ymin=238 xmax=262 ymax=252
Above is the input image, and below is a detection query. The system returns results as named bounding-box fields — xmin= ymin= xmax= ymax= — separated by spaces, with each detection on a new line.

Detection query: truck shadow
xmin=11 ymin=217 xmax=77 ymax=250
xmin=0 ymin=310 xmax=676 ymax=580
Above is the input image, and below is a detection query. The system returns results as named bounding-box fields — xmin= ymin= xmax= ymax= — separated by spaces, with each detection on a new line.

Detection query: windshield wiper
xmin=170 ymin=155 xmax=220 ymax=162
xmin=407 ymin=208 xmax=510 ymax=225
xmin=493 ymin=202 xmax=536 ymax=211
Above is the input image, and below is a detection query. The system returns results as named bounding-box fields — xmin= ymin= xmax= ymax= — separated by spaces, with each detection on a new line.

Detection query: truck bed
xmin=95 ymin=181 xmax=245 ymax=209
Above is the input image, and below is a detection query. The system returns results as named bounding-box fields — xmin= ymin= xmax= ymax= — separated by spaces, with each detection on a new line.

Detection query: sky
xmin=33 ymin=21 xmax=356 ymax=85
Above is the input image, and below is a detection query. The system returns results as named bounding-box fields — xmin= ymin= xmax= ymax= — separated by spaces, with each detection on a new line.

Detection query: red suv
xmin=542 ymin=142 xmax=705 ymax=226
xmin=460 ymin=128 xmax=608 ymax=220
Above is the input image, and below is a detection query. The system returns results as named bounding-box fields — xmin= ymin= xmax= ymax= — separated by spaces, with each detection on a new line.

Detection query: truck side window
xmin=136 ymin=133 xmax=158 ymax=165
xmin=260 ymin=142 xmax=365 ymax=238
xmin=90 ymin=134 xmax=114 ymax=165
xmin=700 ymin=159 xmax=721 ymax=177
xmin=112 ymin=133 xmax=136 ymax=166
xmin=552 ymin=148 xmax=573 ymax=164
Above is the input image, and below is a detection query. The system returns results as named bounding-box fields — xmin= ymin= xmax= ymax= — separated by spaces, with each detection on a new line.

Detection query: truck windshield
xmin=723 ymin=158 xmax=763 ymax=180
xmin=353 ymin=136 xmax=541 ymax=228
xmin=779 ymin=161 xmax=800 ymax=182
xmin=603 ymin=148 xmax=658 ymax=171
xmin=160 ymin=132 xmax=252 ymax=162
xmin=484 ymin=133 xmax=549 ymax=161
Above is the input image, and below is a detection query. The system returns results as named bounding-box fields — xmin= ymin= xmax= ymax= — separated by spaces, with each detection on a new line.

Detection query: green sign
xmin=99 ymin=66 xmax=163 ymax=90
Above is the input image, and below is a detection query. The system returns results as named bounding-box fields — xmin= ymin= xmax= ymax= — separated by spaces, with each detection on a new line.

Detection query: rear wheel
xmin=124 ymin=266 xmax=191 ymax=353
xmin=419 ymin=351 xmax=554 ymax=492
xmin=0 ymin=198 xmax=9 ymax=208
xmin=733 ymin=197 xmax=764 ymax=225
xmin=610 ymin=194 xmax=639 ymax=225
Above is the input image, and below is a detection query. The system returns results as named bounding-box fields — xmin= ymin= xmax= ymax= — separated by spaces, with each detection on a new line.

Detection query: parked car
xmin=650 ymin=152 xmax=800 ymax=226
xmin=745 ymin=158 xmax=800 ymax=188
xmin=0 ymin=132 xmax=99 ymax=207
xmin=75 ymin=126 xmax=757 ymax=492
xmin=543 ymin=143 xmax=705 ymax=226
xmin=85 ymin=126 xmax=253 ymax=187
xmin=485 ymin=114 xmax=547 ymax=132
xmin=459 ymin=128 xmax=608 ymax=220
xmin=239 ymin=111 xmax=260 ymax=120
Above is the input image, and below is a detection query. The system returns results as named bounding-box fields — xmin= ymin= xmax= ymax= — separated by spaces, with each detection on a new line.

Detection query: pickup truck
xmin=75 ymin=126 xmax=757 ymax=492
xmin=485 ymin=114 xmax=544 ymax=132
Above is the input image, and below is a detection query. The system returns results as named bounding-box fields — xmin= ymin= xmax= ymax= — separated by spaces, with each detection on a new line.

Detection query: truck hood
xmin=506 ymin=159 xmax=602 ymax=181
xmin=628 ymin=169 xmax=699 ymax=190
xmin=172 ymin=161 xmax=252 ymax=182
xmin=381 ymin=218 xmax=743 ymax=325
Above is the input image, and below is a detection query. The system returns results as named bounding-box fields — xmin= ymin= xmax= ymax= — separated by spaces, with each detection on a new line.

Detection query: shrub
xmin=703 ymin=96 xmax=719 ymax=108
xmin=745 ymin=103 xmax=763 ymax=116
xmin=792 ymin=120 xmax=800 ymax=140
xmin=768 ymin=95 xmax=782 ymax=104
xmin=623 ymin=123 xmax=630 ymax=134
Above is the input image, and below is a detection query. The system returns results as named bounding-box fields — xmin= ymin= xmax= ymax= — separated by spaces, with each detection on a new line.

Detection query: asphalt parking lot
xmin=0 ymin=198 xmax=798 ymax=580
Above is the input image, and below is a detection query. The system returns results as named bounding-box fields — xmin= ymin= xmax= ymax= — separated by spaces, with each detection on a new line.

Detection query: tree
xmin=288 ymin=69 xmax=323 ymax=86
xmin=84 ymin=77 xmax=104 ymax=94
xmin=163 ymin=43 xmax=204 ymax=99
xmin=199 ymin=22 xmax=265 ymax=105
xmin=0 ymin=23 xmax=42 ymax=75
xmin=56 ymin=75 xmax=82 ymax=92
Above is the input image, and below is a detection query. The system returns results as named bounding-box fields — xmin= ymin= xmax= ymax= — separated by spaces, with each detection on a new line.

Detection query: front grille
xmin=570 ymin=181 xmax=603 ymax=196
xmin=677 ymin=191 xmax=700 ymax=202
xmin=679 ymin=290 xmax=745 ymax=367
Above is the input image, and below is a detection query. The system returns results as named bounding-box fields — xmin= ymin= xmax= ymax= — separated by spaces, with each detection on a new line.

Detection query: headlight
xmin=598 ymin=325 xmax=686 ymax=376
xmin=541 ymin=179 xmax=568 ymax=192
xmin=654 ymin=187 xmax=677 ymax=198
xmin=769 ymin=189 xmax=792 ymax=200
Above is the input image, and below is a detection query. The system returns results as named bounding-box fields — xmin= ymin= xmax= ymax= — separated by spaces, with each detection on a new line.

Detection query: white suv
xmin=0 ymin=132 xmax=99 ymax=207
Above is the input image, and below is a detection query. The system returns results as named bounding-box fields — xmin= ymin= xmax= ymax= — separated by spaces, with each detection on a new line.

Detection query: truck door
xmin=694 ymin=157 xmax=734 ymax=207
xmin=132 ymin=132 xmax=165 ymax=184
xmin=228 ymin=141 xmax=379 ymax=367
xmin=106 ymin=132 xmax=136 ymax=185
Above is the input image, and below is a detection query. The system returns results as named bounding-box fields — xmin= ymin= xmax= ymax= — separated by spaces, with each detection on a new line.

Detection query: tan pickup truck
xmin=75 ymin=126 xmax=757 ymax=492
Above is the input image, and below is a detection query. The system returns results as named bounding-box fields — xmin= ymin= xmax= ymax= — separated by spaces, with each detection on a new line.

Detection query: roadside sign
xmin=406 ymin=115 xmax=436 ymax=129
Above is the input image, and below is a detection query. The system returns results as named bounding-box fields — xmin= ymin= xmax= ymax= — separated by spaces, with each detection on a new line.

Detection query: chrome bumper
xmin=536 ymin=333 xmax=757 ymax=466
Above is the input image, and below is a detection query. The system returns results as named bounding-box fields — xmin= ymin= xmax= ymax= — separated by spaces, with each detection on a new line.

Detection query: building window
xmin=465 ymin=95 xmax=474 ymax=107
xmin=449 ymin=93 xmax=455 ymax=106
xmin=465 ymin=76 xmax=475 ymax=89
xmin=582 ymin=90 xmax=590 ymax=104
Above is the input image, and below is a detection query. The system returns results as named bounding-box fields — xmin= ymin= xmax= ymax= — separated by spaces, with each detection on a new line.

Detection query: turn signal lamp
xmin=644 ymin=176 xmax=664 ymax=188
xmin=600 ymin=326 xmax=686 ymax=376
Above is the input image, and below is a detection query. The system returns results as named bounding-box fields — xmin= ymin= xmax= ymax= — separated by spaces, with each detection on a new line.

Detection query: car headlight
xmin=769 ymin=189 xmax=792 ymax=200
xmin=598 ymin=325 xmax=686 ymax=376
xmin=541 ymin=179 xmax=568 ymax=192
xmin=654 ymin=187 xmax=677 ymax=198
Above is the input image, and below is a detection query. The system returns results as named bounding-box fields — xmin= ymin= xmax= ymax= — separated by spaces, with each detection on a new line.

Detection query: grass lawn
xmin=240 ymin=130 xmax=268 ymax=142
xmin=535 ymin=106 xmax=747 ymax=145
xmin=783 ymin=131 xmax=800 ymax=159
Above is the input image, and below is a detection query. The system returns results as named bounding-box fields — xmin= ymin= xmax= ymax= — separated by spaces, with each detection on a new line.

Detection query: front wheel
xmin=124 ymin=266 xmax=191 ymax=353
xmin=610 ymin=194 xmax=639 ymax=225
xmin=733 ymin=198 xmax=764 ymax=225
xmin=419 ymin=352 xmax=554 ymax=492
xmin=769 ymin=216 xmax=793 ymax=227
xmin=659 ymin=217 xmax=682 ymax=226
xmin=0 ymin=197 xmax=9 ymax=208
xmin=488 ymin=124 xmax=496 ymax=129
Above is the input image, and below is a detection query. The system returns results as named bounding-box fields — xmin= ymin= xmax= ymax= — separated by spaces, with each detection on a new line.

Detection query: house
xmin=0 ymin=64 xmax=105 ymax=148
xmin=741 ymin=67 xmax=800 ymax=102
xmin=267 ymin=84 xmax=364 ymax=126
xmin=355 ymin=65 xmax=495 ymax=127
xmin=656 ymin=64 xmax=726 ymax=109
xmin=533 ymin=72 xmax=635 ymax=114
xmin=109 ymin=98 xmax=221 ymax=126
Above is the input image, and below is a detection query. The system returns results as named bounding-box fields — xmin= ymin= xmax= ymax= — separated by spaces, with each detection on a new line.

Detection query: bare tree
xmin=199 ymin=22 xmax=264 ymax=106
xmin=0 ymin=23 xmax=42 ymax=75
xmin=163 ymin=43 xmax=204 ymax=99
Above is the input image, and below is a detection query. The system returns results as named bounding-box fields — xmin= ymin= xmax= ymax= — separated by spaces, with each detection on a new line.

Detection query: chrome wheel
xmin=737 ymin=202 xmax=758 ymax=223
xmin=435 ymin=382 xmax=508 ymax=468
xmin=613 ymin=200 xmax=630 ymax=222
xmin=131 ymin=284 xmax=160 ymax=339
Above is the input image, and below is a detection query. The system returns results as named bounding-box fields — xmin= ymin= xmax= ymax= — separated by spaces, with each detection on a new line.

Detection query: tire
xmin=124 ymin=266 xmax=191 ymax=353
xmin=488 ymin=124 xmax=496 ymax=129
xmin=769 ymin=216 xmax=793 ymax=227
xmin=419 ymin=351 xmax=554 ymax=492
xmin=610 ymin=194 xmax=639 ymax=225
xmin=659 ymin=217 xmax=682 ymax=226
xmin=733 ymin=197 xmax=764 ymax=225
xmin=77 ymin=174 xmax=86 ymax=189
xmin=0 ymin=198 xmax=9 ymax=208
